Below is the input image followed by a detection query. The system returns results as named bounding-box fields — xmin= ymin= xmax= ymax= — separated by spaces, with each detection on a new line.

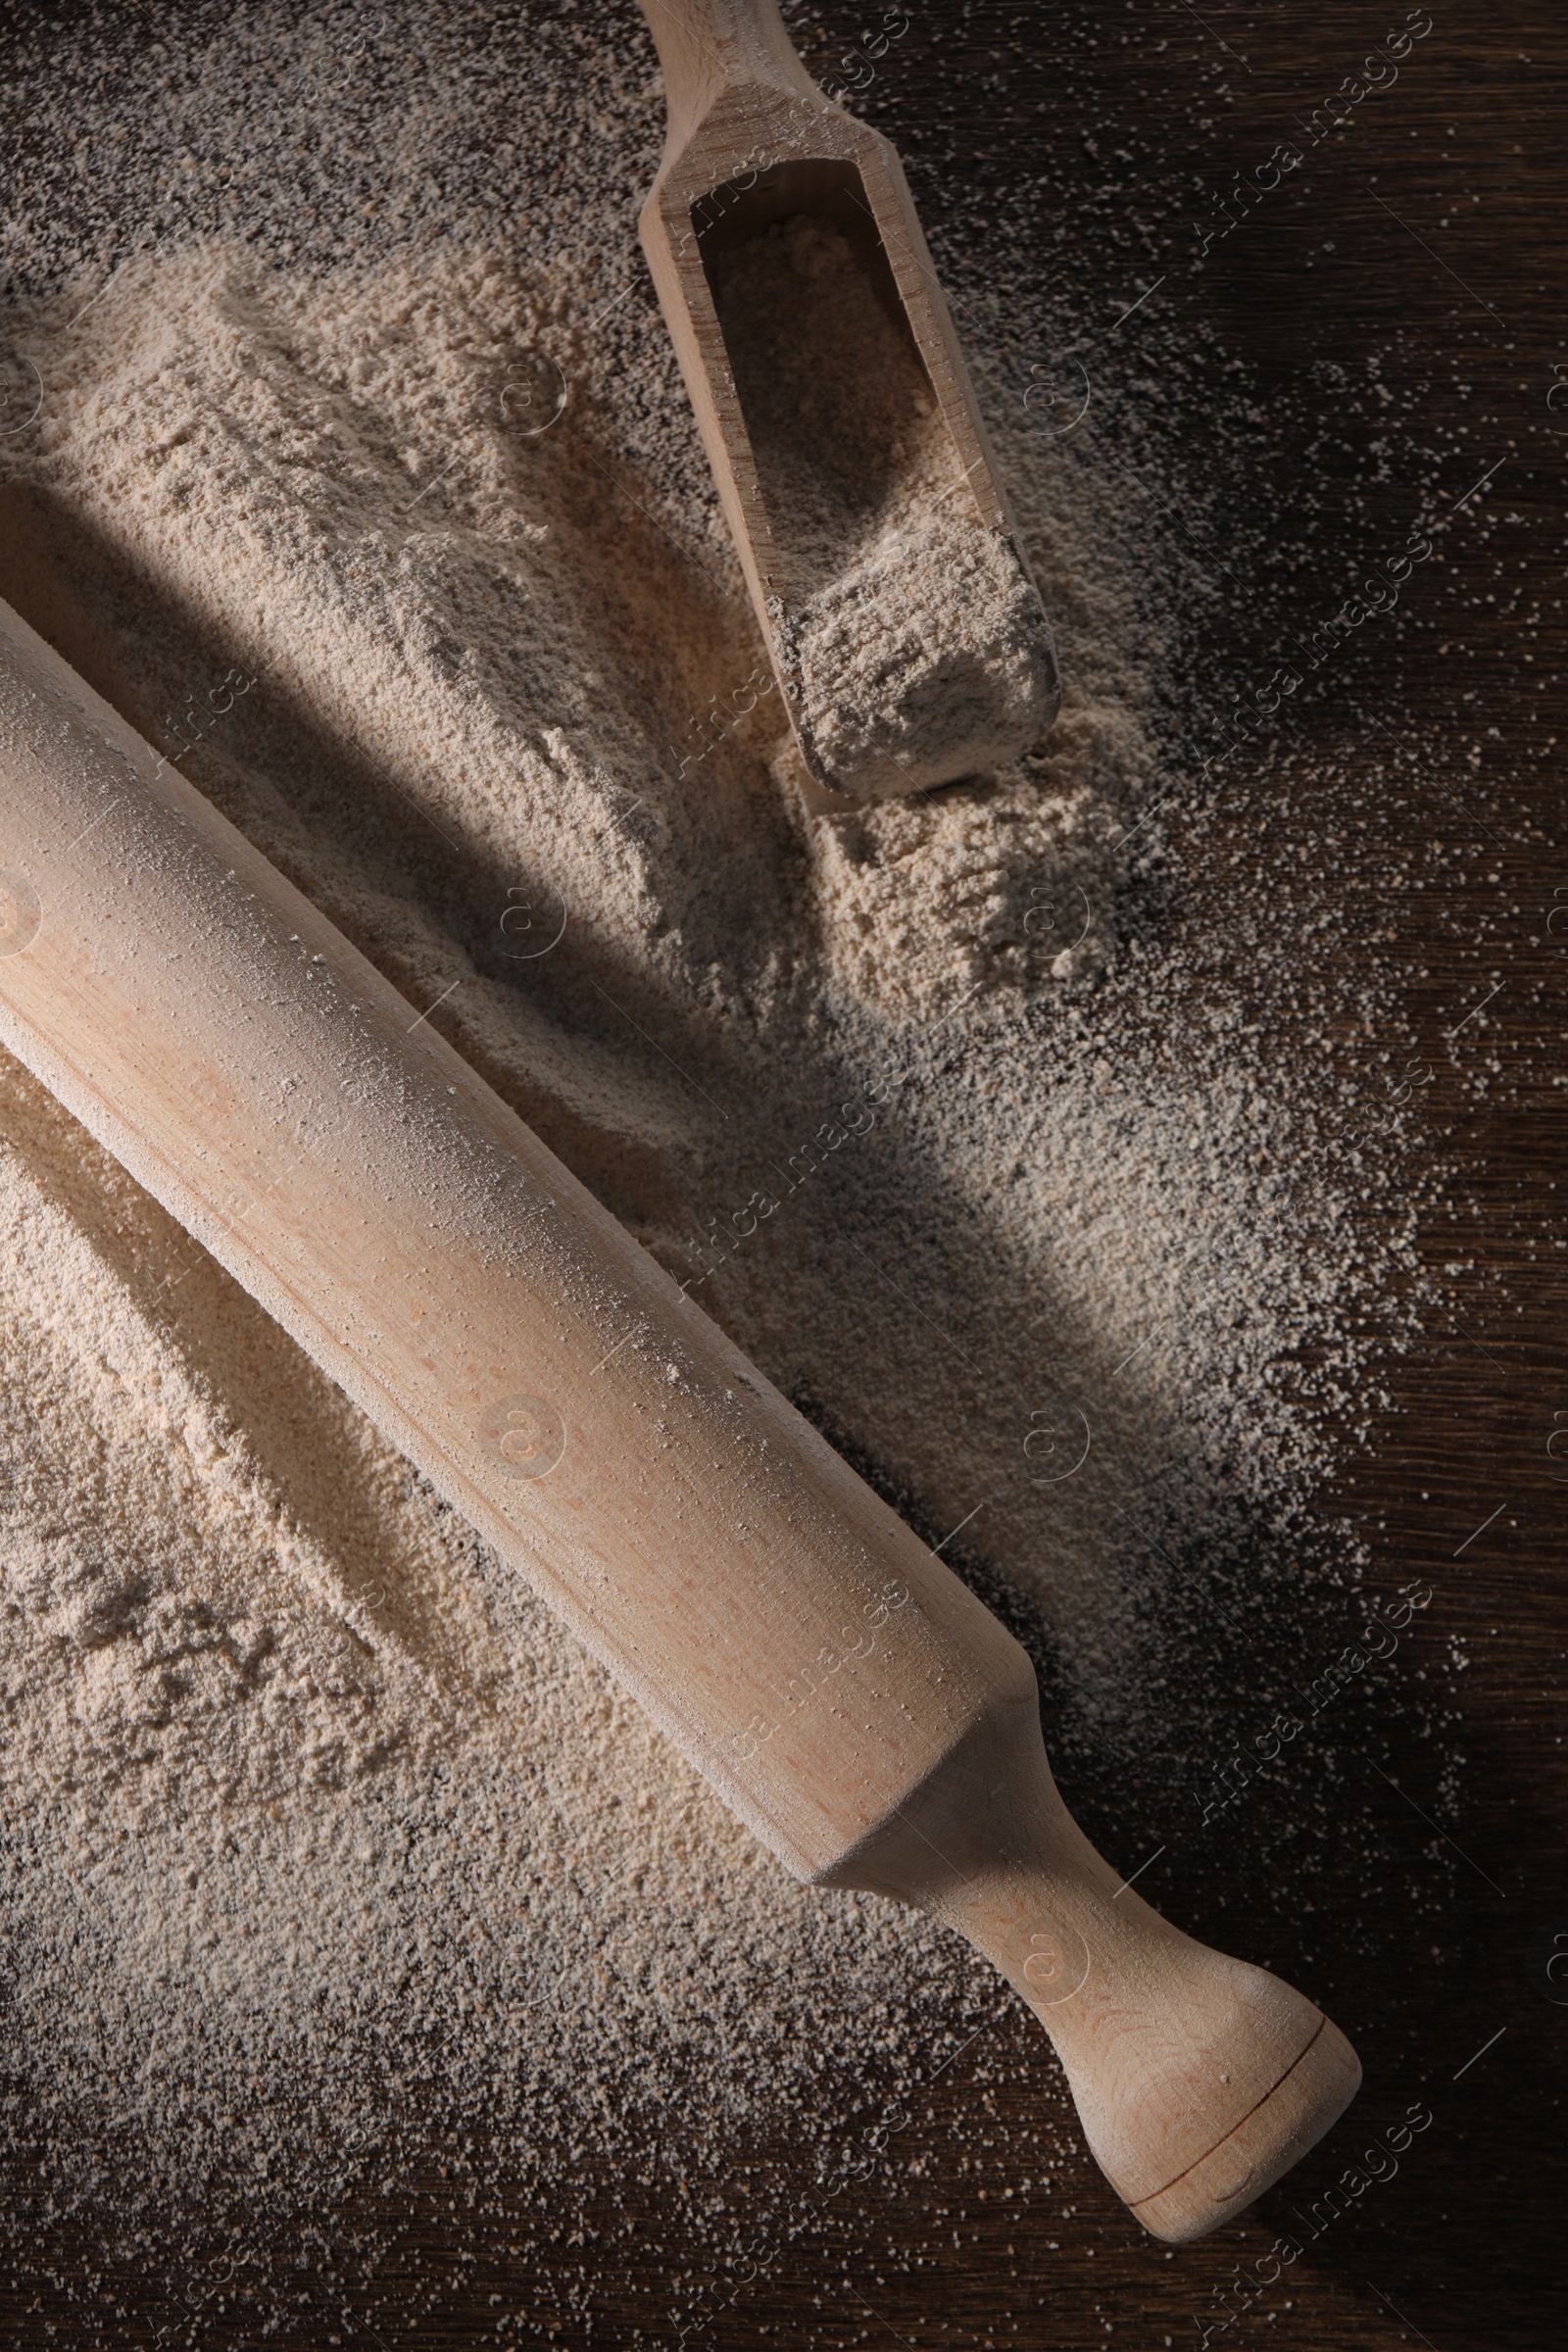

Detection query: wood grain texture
xmin=0 ymin=0 xmax=1563 ymax=2344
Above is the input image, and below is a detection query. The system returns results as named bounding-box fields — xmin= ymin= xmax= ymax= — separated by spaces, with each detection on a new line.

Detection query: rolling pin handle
xmin=825 ymin=1694 xmax=1361 ymax=2241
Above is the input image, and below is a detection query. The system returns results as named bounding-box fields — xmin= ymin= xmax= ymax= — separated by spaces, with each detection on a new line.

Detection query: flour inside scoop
xmin=708 ymin=213 xmax=1059 ymax=800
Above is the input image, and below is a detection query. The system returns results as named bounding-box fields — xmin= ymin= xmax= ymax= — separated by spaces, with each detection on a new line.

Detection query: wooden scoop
xmin=636 ymin=0 xmax=1061 ymax=801
xmin=0 ymin=595 xmax=1356 ymax=2239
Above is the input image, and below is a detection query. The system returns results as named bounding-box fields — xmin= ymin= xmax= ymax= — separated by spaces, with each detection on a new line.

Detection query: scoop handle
xmin=828 ymin=1698 xmax=1362 ymax=2242
xmin=636 ymin=0 xmax=823 ymax=146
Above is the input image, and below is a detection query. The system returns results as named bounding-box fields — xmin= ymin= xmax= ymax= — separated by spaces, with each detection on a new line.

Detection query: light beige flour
xmin=0 ymin=217 xmax=1425 ymax=2310
xmin=710 ymin=212 xmax=1058 ymax=799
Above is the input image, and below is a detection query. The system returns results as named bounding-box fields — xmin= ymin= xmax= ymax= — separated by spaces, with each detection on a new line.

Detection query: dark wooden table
xmin=2 ymin=3 xmax=1563 ymax=2345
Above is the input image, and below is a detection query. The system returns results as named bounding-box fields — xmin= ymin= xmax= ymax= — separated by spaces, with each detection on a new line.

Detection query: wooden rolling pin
xmin=635 ymin=0 xmax=1061 ymax=800
xmin=0 ymin=595 xmax=1358 ymax=2240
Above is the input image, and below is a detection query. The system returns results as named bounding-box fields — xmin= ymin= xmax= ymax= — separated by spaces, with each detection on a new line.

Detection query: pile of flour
xmin=710 ymin=212 xmax=1058 ymax=798
xmin=0 ymin=0 xmax=1437 ymax=2328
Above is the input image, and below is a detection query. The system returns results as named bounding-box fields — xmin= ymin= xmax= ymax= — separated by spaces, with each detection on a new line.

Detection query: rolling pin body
xmin=0 ymin=598 xmax=1357 ymax=2236
xmin=0 ymin=597 xmax=1006 ymax=1878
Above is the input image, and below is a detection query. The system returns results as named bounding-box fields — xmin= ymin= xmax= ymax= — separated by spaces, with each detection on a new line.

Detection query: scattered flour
xmin=0 ymin=0 xmax=1438 ymax=2332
